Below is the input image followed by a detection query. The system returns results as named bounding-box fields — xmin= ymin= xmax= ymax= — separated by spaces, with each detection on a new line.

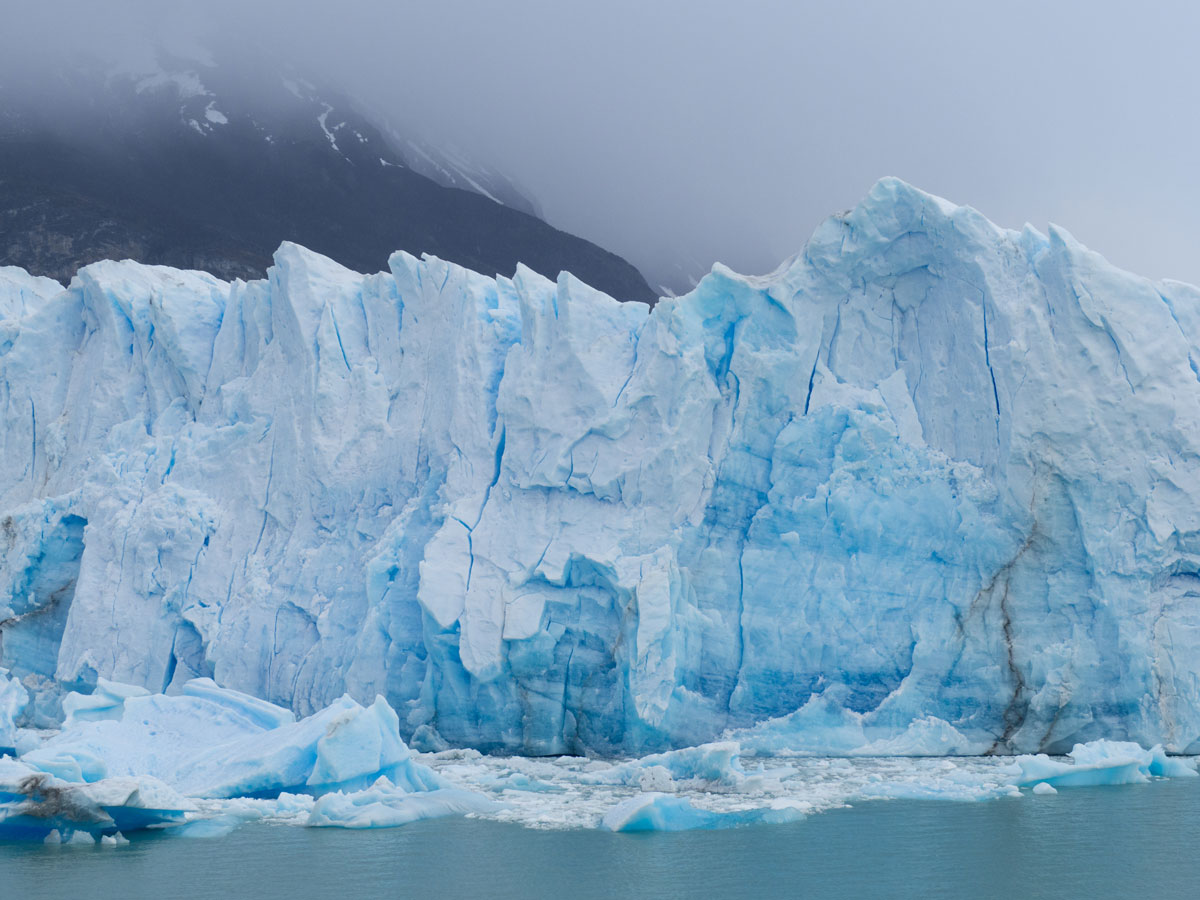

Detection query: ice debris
xmin=3 ymin=699 xmax=1197 ymax=837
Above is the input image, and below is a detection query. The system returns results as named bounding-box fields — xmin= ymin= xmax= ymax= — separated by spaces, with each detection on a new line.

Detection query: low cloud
xmin=4 ymin=0 xmax=1199 ymax=288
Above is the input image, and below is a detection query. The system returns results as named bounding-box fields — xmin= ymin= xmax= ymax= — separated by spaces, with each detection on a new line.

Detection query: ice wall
xmin=4 ymin=178 xmax=1200 ymax=755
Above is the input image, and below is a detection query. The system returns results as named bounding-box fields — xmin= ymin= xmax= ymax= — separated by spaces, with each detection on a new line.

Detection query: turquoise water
xmin=4 ymin=779 xmax=1200 ymax=899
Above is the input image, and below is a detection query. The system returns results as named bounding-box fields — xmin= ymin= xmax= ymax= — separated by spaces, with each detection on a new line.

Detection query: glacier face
xmin=3 ymin=177 xmax=1200 ymax=756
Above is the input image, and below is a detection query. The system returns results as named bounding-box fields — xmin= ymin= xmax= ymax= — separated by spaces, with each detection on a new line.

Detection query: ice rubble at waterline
xmin=0 ymin=677 xmax=1194 ymax=839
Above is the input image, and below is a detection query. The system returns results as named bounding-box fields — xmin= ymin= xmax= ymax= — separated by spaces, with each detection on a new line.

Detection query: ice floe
xmin=2 ymin=682 xmax=1196 ymax=838
xmin=1009 ymin=740 xmax=1197 ymax=789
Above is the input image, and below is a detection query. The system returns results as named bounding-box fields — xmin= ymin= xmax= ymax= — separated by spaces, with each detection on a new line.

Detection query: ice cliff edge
xmin=4 ymin=177 xmax=1200 ymax=756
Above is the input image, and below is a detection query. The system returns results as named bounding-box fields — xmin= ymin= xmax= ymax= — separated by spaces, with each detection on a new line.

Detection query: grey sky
xmin=6 ymin=0 xmax=1199 ymax=289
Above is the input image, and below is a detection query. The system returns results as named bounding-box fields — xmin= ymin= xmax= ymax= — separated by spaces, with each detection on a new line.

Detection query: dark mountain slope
xmin=0 ymin=61 xmax=656 ymax=303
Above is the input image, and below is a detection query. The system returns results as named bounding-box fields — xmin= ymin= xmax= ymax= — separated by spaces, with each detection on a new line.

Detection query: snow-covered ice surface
xmin=5 ymin=175 xmax=1200 ymax=821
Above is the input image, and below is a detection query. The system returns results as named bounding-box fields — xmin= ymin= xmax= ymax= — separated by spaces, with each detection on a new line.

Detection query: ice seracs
xmin=4 ymin=179 xmax=1200 ymax=759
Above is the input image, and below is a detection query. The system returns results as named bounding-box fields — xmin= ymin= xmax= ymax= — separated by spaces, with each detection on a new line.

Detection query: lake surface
xmin=4 ymin=778 xmax=1200 ymax=900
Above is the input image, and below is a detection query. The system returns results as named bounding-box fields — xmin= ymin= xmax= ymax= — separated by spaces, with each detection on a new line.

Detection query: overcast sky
xmin=6 ymin=0 xmax=1199 ymax=289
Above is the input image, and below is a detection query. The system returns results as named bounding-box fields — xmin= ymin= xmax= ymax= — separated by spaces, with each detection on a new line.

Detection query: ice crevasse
xmin=3 ymin=176 xmax=1200 ymax=757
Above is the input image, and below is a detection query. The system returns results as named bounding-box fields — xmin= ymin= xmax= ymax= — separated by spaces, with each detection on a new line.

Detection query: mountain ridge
xmin=0 ymin=55 xmax=657 ymax=303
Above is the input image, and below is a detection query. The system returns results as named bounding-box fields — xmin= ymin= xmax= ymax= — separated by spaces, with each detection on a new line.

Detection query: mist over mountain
xmin=0 ymin=49 xmax=656 ymax=303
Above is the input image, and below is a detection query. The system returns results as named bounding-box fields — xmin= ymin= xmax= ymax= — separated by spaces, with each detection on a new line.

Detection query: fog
xmin=5 ymin=0 xmax=1199 ymax=289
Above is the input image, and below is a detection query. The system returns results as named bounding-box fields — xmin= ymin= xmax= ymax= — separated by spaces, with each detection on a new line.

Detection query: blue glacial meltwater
xmin=4 ymin=779 xmax=1200 ymax=900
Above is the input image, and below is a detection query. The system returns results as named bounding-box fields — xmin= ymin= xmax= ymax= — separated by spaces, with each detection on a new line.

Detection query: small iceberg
xmin=8 ymin=678 xmax=494 ymax=836
xmin=22 ymin=680 xmax=448 ymax=799
xmin=0 ymin=760 xmax=194 ymax=842
xmin=308 ymin=779 xmax=498 ymax=828
xmin=587 ymin=742 xmax=747 ymax=790
xmin=601 ymin=793 xmax=805 ymax=832
xmin=1010 ymin=741 xmax=1197 ymax=789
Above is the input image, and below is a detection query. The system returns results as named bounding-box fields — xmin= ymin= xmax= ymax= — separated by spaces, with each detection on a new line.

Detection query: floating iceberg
xmin=1010 ymin=740 xmax=1197 ymax=788
xmin=5 ymin=179 xmax=1200 ymax=757
xmin=3 ymin=681 xmax=489 ymax=838
xmin=308 ymin=779 xmax=497 ymax=828
xmin=601 ymin=793 xmax=805 ymax=832
xmin=21 ymin=679 xmax=447 ymax=798
xmin=0 ymin=758 xmax=194 ymax=842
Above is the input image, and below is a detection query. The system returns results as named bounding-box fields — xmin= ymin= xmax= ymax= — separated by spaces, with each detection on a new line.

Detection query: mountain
xmin=3 ymin=178 xmax=1200 ymax=757
xmin=388 ymin=129 xmax=544 ymax=220
xmin=0 ymin=54 xmax=656 ymax=304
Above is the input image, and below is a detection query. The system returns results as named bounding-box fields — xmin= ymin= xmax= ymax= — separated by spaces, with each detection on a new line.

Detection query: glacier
xmin=3 ymin=175 xmax=1200 ymax=765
